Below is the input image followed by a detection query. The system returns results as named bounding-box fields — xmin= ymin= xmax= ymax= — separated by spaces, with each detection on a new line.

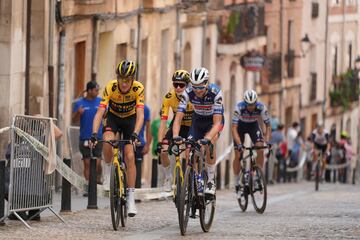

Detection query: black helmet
xmin=172 ymin=70 xmax=190 ymax=83
xmin=116 ymin=60 xmax=137 ymax=78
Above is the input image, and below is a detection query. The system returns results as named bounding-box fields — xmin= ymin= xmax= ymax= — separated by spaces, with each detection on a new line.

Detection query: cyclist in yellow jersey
xmin=90 ymin=60 xmax=144 ymax=217
xmin=157 ymin=70 xmax=193 ymax=191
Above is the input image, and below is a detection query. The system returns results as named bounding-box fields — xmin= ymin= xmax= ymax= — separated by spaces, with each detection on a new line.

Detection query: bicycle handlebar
xmin=94 ymin=139 xmax=133 ymax=148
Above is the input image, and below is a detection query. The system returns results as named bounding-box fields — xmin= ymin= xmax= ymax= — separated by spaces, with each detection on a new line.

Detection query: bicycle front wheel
xmin=237 ymin=170 xmax=248 ymax=212
xmin=178 ymin=166 xmax=192 ymax=236
xmin=250 ymin=166 xmax=267 ymax=214
xmin=109 ymin=164 xmax=122 ymax=230
xmin=175 ymin=165 xmax=182 ymax=209
xmin=199 ymin=171 xmax=216 ymax=232
xmin=315 ymin=160 xmax=320 ymax=191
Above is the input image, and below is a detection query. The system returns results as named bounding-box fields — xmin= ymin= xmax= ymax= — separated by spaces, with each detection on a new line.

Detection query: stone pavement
xmin=1 ymin=182 xmax=360 ymax=239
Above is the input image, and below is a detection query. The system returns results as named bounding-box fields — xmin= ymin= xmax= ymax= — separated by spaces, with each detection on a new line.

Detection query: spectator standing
xmin=72 ymin=81 xmax=103 ymax=193
xmin=135 ymin=104 xmax=152 ymax=188
xmin=269 ymin=124 xmax=285 ymax=184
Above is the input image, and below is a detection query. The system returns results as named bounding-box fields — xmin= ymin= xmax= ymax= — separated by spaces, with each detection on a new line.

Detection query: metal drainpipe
xmin=279 ymin=0 xmax=284 ymax=123
xmin=323 ymin=0 xmax=329 ymax=122
xmin=91 ymin=16 xmax=98 ymax=82
xmin=201 ymin=4 xmax=208 ymax=67
xmin=136 ymin=0 xmax=143 ymax=81
xmin=175 ymin=0 xmax=181 ymax=69
xmin=48 ymin=0 xmax=55 ymax=117
xmin=25 ymin=0 xmax=32 ymax=115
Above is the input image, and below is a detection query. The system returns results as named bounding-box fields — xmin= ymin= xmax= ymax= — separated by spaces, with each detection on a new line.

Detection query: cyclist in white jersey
xmin=311 ymin=122 xmax=330 ymax=179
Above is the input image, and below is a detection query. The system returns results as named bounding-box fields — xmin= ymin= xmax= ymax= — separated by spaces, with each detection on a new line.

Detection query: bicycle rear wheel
xmin=199 ymin=171 xmax=216 ymax=232
xmin=178 ymin=166 xmax=193 ymax=236
xmin=109 ymin=164 xmax=121 ymax=230
xmin=237 ymin=170 xmax=248 ymax=212
xmin=250 ymin=166 xmax=267 ymax=214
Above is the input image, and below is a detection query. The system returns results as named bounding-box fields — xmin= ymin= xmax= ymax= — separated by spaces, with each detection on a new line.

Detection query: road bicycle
xmin=178 ymin=139 xmax=216 ymax=235
xmin=237 ymin=145 xmax=270 ymax=214
xmin=95 ymin=139 xmax=132 ymax=230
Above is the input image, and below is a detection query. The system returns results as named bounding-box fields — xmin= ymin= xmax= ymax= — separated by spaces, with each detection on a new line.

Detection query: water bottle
xmin=196 ymin=174 xmax=204 ymax=195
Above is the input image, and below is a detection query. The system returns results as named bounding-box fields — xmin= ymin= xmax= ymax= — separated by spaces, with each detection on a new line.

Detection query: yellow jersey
xmin=161 ymin=89 xmax=193 ymax=127
xmin=100 ymin=80 xmax=145 ymax=118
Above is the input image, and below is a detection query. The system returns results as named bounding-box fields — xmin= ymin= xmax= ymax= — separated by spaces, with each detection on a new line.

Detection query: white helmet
xmin=244 ymin=89 xmax=257 ymax=104
xmin=190 ymin=67 xmax=209 ymax=85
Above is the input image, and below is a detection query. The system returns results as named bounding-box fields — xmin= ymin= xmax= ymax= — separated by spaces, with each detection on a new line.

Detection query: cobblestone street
xmin=1 ymin=182 xmax=359 ymax=239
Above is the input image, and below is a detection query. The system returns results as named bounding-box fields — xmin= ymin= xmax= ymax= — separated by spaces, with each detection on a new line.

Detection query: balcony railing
xmin=218 ymin=5 xmax=265 ymax=44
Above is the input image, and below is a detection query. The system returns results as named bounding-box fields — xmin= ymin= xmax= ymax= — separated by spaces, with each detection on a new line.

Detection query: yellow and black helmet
xmin=172 ymin=69 xmax=190 ymax=83
xmin=116 ymin=60 xmax=137 ymax=78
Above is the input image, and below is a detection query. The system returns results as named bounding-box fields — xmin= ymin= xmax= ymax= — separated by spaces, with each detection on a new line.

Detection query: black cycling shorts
xmin=314 ymin=143 xmax=327 ymax=153
xmin=188 ymin=113 xmax=224 ymax=141
xmin=102 ymin=111 xmax=136 ymax=141
xmin=234 ymin=120 xmax=264 ymax=148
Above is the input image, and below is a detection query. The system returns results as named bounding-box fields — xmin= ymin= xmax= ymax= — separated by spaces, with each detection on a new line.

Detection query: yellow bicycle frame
xmin=173 ymin=152 xmax=184 ymax=198
xmin=113 ymin=147 xmax=125 ymax=196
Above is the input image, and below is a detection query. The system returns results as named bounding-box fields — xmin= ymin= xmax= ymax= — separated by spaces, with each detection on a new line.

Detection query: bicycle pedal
xmin=189 ymin=214 xmax=196 ymax=219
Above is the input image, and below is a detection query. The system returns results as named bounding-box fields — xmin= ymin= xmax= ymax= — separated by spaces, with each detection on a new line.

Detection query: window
xmin=287 ymin=20 xmax=295 ymax=51
xmin=331 ymin=0 xmax=341 ymax=5
xmin=204 ymin=38 xmax=211 ymax=70
xmin=140 ymin=38 xmax=148 ymax=89
xmin=74 ymin=41 xmax=86 ymax=99
xmin=309 ymin=72 xmax=317 ymax=101
xmin=311 ymin=2 xmax=319 ymax=18
xmin=183 ymin=43 xmax=191 ymax=71
xmin=331 ymin=45 xmax=338 ymax=78
xmin=116 ymin=43 xmax=127 ymax=64
xmin=160 ymin=29 xmax=169 ymax=96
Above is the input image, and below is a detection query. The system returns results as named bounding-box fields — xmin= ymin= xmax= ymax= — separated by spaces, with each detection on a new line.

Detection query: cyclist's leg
xmin=249 ymin=124 xmax=265 ymax=171
xmin=160 ymin=128 xmax=172 ymax=183
xmin=234 ymin=124 xmax=246 ymax=186
xmin=179 ymin=125 xmax=191 ymax=165
xmin=121 ymin=115 xmax=137 ymax=216
xmin=102 ymin=114 xmax=117 ymax=190
xmin=121 ymin=115 xmax=137 ymax=188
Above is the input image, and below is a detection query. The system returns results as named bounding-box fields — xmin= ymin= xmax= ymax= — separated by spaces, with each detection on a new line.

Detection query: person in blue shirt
xmin=135 ymin=104 xmax=152 ymax=188
xmin=72 ymin=81 xmax=103 ymax=188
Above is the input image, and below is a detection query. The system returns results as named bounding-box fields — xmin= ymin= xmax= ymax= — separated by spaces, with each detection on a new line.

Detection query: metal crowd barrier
xmin=8 ymin=115 xmax=64 ymax=228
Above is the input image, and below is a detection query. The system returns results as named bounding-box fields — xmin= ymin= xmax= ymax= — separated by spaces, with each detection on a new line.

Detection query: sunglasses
xmin=192 ymin=85 xmax=207 ymax=90
xmin=118 ymin=78 xmax=133 ymax=84
xmin=173 ymin=82 xmax=186 ymax=89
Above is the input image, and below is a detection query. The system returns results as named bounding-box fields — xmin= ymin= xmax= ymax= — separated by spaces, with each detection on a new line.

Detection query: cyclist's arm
xmin=173 ymin=112 xmax=184 ymax=137
xmin=134 ymin=107 xmax=144 ymax=134
xmin=205 ymin=114 xmax=222 ymax=141
xmin=232 ymin=123 xmax=241 ymax=146
xmin=158 ymin=97 xmax=170 ymax=142
xmin=173 ymin=91 xmax=188 ymax=137
xmin=264 ymin=123 xmax=271 ymax=143
xmin=92 ymin=107 xmax=106 ymax=134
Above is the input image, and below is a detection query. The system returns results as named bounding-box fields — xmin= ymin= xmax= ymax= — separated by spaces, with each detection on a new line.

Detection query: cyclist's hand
xmin=236 ymin=143 xmax=244 ymax=151
xmin=131 ymin=132 xmax=141 ymax=145
xmin=199 ymin=138 xmax=211 ymax=146
xmin=156 ymin=142 xmax=163 ymax=154
xmin=89 ymin=133 xmax=97 ymax=147
xmin=173 ymin=136 xmax=184 ymax=145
